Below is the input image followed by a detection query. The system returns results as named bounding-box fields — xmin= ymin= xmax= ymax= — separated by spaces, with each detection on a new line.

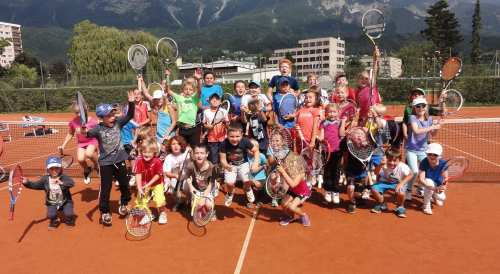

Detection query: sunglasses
xmin=415 ymin=104 xmax=427 ymax=109
xmin=426 ymin=153 xmax=439 ymax=157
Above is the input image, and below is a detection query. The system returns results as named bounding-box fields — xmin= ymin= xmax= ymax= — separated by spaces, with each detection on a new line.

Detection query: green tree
xmin=12 ymin=52 xmax=47 ymax=76
xmin=0 ymin=38 xmax=12 ymax=54
xmin=7 ymin=64 xmax=38 ymax=86
xmin=394 ymin=41 xmax=435 ymax=78
xmin=470 ymin=0 xmax=482 ymax=67
xmin=421 ymin=0 xmax=463 ymax=56
xmin=344 ymin=58 xmax=365 ymax=79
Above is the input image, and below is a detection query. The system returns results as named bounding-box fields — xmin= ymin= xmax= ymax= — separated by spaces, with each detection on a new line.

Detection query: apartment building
xmin=266 ymin=37 xmax=345 ymax=80
xmin=0 ymin=22 xmax=22 ymax=67
xmin=360 ymin=55 xmax=402 ymax=78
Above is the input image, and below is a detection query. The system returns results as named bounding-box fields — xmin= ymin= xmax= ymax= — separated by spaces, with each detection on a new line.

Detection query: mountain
xmin=0 ymin=0 xmax=499 ymax=64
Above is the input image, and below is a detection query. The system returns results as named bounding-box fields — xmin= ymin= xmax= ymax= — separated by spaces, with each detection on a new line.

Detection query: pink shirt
xmin=68 ymin=117 xmax=98 ymax=148
xmin=289 ymin=180 xmax=310 ymax=196
xmin=296 ymin=107 xmax=320 ymax=142
xmin=319 ymin=120 xmax=341 ymax=152
xmin=354 ymin=86 xmax=380 ymax=120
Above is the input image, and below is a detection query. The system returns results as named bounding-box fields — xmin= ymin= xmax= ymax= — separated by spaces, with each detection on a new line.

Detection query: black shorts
xmin=124 ymin=144 xmax=136 ymax=160
xmin=286 ymin=191 xmax=309 ymax=204
xmin=346 ymin=177 xmax=365 ymax=193
xmin=207 ymin=142 xmax=221 ymax=164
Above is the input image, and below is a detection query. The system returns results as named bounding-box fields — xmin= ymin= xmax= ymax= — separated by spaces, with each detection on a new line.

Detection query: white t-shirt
xmin=163 ymin=151 xmax=191 ymax=181
xmin=380 ymin=162 xmax=411 ymax=184
xmin=300 ymin=88 xmax=329 ymax=105
xmin=202 ymin=107 xmax=228 ymax=142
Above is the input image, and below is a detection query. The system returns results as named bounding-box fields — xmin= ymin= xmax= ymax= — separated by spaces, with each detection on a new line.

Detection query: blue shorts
xmin=372 ymin=181 xmax=406 ymax=195
xmin=368 ymin=155 xmax=383 ymax=169
xmin=207 ymin=142 xmax=221 ymax=164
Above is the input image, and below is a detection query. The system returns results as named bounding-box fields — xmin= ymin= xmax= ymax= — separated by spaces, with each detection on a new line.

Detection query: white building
xmin=266 ymin=37 xmax=345 ymax=80
xmin=360 ymin=56 xmax=402 ymax=78
xmin=0 ymin=22 xmax=22 ymax=67
xmin=222 ymin=67 xmax=280 ymax=84
xmin=178 ymin=60 xmax=257 ymax=80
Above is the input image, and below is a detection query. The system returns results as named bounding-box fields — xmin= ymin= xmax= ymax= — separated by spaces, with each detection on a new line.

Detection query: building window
xmin=310 ymin=42 xmax=315 ymax=47
xmin=303 ymin=43 xmax=309 ymax=47
xmin=297 ymin=65 xmax=303 ymax=69
xmin=297 ymin=58 xmax=302 ymax=62
xmin=317 ymin=41 xmax=322 ymax=46
xmin=323 ymin=49 xmax=329 ymax=53
xmin=303 ymin=50 xmax=309 ymax=55
xmin=298 ymin=44 xmax=303 ymax=48
xmin=297 ymin=51 xmax=302 ymax=55
xmin=316 ymin=49 xmax=322 ymax=54
xmin=279 ymin=53 xmax=284 ymax=57
xmin=323 ymin=41 xmax=329 ymax=45
xmin=303 ymin=58 xmax=309 ymax=62
xmin=273 ymin=60 xmax=278 ymax=64
xmin=5 ymin=32 xmax=10 ymax=35
xmin=323 ymin=56 xmax=329 ymax=61
xmin=324 ymin=64 xmax=329 ymax=68
xmin=291 ymin=51 xmax=296 ymax=55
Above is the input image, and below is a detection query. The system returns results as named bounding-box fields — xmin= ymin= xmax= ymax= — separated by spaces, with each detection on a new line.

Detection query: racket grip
xmin=9 ymin=204 xmax=14 ymax=220
xmin=167 ymin=75 xmax=170 ymax=86
xmin=374 ymin=45 xmax=379 ymax=61
xmin=137 ymin=80 xmax=141 ymax=92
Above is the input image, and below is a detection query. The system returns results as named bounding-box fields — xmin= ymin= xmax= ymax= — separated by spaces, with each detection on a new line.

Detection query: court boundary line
xmin=234 ymin=206 xmax=260 ymax=274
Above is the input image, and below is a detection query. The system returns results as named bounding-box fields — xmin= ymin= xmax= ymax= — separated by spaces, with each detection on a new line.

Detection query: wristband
xmin=262 ymin=106 xmax=267 ymax=112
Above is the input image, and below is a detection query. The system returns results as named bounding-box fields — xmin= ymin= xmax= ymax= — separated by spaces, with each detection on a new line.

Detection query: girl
xmin=318 ymin=103 xmax=345 ymax=204
xmin=275 ymin=152 xmax=310 ymax=227
xmin=294 ymin=90 xmax=321 ymax=152
xmin=404 ymin=98 xmax=443 ymax=201
xmin=163 ymin=136 xmax=192 ymax=212
xmin=59 ymin=101 xmax=99 ymax=185
xmin=354 ymin=50 xmax=381 ymax=124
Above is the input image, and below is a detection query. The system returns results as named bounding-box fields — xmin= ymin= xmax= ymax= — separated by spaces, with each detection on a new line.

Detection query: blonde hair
xmin=140 ymin=140 xmax=159 ymax=157
xmin=373 ymin=103 xmax=386 ymax=116
xmin=356 ymin=71 xmax=370 ymax=84
xmin=307 ymin=73 xmax=318 ymax=81
xmin=283 ymin=152 xmax=305 ymax=180
xmin=249 ymin=138 xmax=259 ymax=148
xmin=182 ymin=81 xmax=197 ymax=93
xmin=335 ymin=85 xmax=347 ymax=95
xmin=279 ymin=59 xmax=292 ymax=68
xmin=325 ymin=103 xmax=340 ymax=112
xmin=411 ymin=105 xmax=430 ymax=120
xmin=137 ymin=127 xmax=154 ymax=141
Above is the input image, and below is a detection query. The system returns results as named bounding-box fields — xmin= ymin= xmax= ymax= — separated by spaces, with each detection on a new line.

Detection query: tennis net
xmin=1 ymin=118 xmax=499 ymax=182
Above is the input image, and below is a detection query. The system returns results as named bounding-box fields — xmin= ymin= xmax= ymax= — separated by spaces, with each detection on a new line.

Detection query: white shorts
xmin=164 ymin=178 xmax=184 ymax=192
xmin=224 ymin=162 xmax=253 ymax=184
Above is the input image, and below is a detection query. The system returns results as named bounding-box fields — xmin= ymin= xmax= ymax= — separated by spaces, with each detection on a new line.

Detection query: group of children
xmin=23 ymin=54 xmax=452 ymax=231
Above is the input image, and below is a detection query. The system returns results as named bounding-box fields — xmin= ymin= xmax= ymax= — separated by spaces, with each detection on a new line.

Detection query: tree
xmin=50 ymin=60 xmax=68 ymax=76
xmin=12 ymin=52 xmax=47 ymax=76
xmin=421 ymin=0 xmax=463 ymax=56
xmin=0 ymin=38 xmax=12 ymax=55
xmin=7 ymin=64 xmax=38 ymax=86
xmin=395 ymin=41 xmax=435 ymax=78
xmin=470 ymin=0 xmax=482 ymax=67
xmin=344 ymin=58 xmax=365 ymax=79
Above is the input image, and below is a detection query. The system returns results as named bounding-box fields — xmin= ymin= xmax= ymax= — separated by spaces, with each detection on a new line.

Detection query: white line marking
xmin=441 ymin=128 xmax=500 ymax=146
xmin=234 ymin=206 xmax=259 ymax=274
xmin=436 ymin=141 xmax=500 ymax=168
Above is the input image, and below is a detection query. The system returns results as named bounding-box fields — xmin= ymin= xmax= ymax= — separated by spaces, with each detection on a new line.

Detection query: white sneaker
xmin=332 ymin=192 xmax=340 ymax=204
xmin=159 ymin=212 xmax=167 ymax=225
xmin=139 ymin=214 xmax=155 ymax=226
xmin=434 ymin=199 xmax=443 ymax=206
xmin=324 ymin=191 xmax=332 ymax=202
xmin=405 ymin=190 xmax=412 ymax=201
xmin=311 ymin=176 xmax=317 ymax=186
xmin=129 ymin=175 xmax=136 ymax=186
xmin=317 ymin=175 xmax=323 ymax=189
xmin=115 ymin=181 xmax=119 ymax=186
xmin=102 ymin=213 xmax=112 ymax=225
xmin=214 ymin=180 xmax=220 ymax=198
xmin=362 ymin=189 xmax=370 ymax=200
xmin=225 ymin=189 xmax=235 ymax=206
xmin=245 ymin=188 xmax=255 ymax=203
xmin=421 ymin=204 xmax=433 ymax=215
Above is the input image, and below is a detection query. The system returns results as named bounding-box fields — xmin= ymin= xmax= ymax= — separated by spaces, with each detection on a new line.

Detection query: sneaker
xmin=255 ymin=199 xmax=263 ymax=207
xmin=246 ymin=201 xmax=254 ymax=209
xmin=311 ymin=176 xmax=317 ymax=186
xmin=245 ymin=187 xmax=255 ymax=203
xmin=324 ymin=191 xmax=332 ymax=202
xmin=435 ymin=199 xmax=444 ymax=206
xmin=356 ymin=198 xmax=367 ymax=207
xmin=172 ymin=202 xmax=185 ymax=212
xmin=415 ymin=187 xmax=424 ymax=197
xmin=271 ymin=198 xmax=279 ymax=207
xmin=279 ymin=215 xmax=294 ymax=226
xmin=362 ymin=189 xmax=370 ymax=200
xmin=118 ymin=204 xmax=131 ymax=216
xmin=371 ymin=202 xmax=388 ymax=213
xmin=405 ymin=190 xmax=412 ymax=201
xmin=224 ymin=189 xmax=235 ymax=206
xmin=83 ymin=167 xmax=92 ymax=184
xmin=159 ymin=212 xmax=167 ymax=225
xmin=48 ymin=218 xmax=61 ymax=231
xmin=129 ymin=175 xmax=136 ymax=186
xmin=317 ymin=175 xmax=323 ymax=189
xmin=421 ymin=204 xmax=433 ymax=215
xmin=299 ymin=213 xmax=310 ymax=227
xmin=332 ymin=192 xmax=340 ymax=204
xmin=395 ymin=206 xmax=407 ymax=218
xmin=139 ymin=214 xmax=155 ymax=226
xmin=65 ymin=218 xmax=75 ymax=228
xmin=347 ymin=203 xmax=356 ymax=213
xmin=211 ymin=212 xmax=217 ymax=222
xmin=214 ymin=180 xmax=220 ymax=198
xmin=102 ymin=213 xmax=112 ymax=225
xmin=371 ymin=171 xmax=377 ymax=182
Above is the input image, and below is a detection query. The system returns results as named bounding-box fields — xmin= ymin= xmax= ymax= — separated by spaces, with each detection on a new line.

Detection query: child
xmin=241 ymin=96 xmax=269 ymax=155
xmin=247 ymin=139 xmax=267 ymax=208
xmin=132 ymin=140 xmax=167 ymax=225
xmin=59 ymin=101 xmax=99 ymax=185
xmin=335 ymin=86 xmax=357 ymax=128
xmin=163 ymin=136 xmax=191 ymax=211
xmin=300 ymin=73 xmax=329 ymax=105
xmin=275 ymin=152 xmax=310 ymax=227
xmin=418 ymin=143 xmax=447 ymax=215
xmin=219 ymin=122 xmax=260 ymax=207
xmin=331 ymin=73 xmax=356 ymax=102
xmin=371 ymin=148 xmax=413 ymax=218
xmin=266 ymin=127 xmax=292 ymax=207
xmin=113 ymin=103 xmax=139 ymax=186
xmin=272 ymin=78 xmax=296 ymax=134
xmin=124 ymin=85 xmax=151 ymax=128
xmin=81 ymin=91 xmax=135 ymax=225
xmin=185 ymin=143 xmax=217 ymax=222
xmin=354 ymin=51 xmax=381 ymax=123
xmin=166 ymin=68 xmax=203 ymax=146
xmin=136 ymin=127 xmax=164 ymax=158
xmin=295 ymin=89 xmax=321 ymax=152
xmin=230 ymin=80 xmax=247 ymax=127
xmin=404 ymin=98 xmax=443 ymax=201
xmin=318 ymin=103 xmax=345 ymax=203
xmin=266 ymin=59 xmax=300 ymax=101
xmin=22 ymin=156 xmax=75 ymax=230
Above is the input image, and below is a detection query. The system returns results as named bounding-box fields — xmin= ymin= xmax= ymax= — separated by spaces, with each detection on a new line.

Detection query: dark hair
xmin=234 ymin=80 xmax=245 ymax=89
xmin=305 ymin=88 xmax=322 ymax=108
xmin=203 ymin=71 xmax=215 ymax=80
xmin=227 ymin=121 xmax=243 ymax=133
xmin=386 ymin=148 xmax=402 ymax=160
xmin=164 ymin=135 xmax=189 ymax=155
xmin=193 ymin=143 xmax=208 ymax=153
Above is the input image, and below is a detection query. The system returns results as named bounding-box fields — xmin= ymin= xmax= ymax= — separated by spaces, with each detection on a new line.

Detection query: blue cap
xmin=248 ymin=80 xmax=261 ymax=88
xmin=96 ymin=104 xmax=117 ymax=117
xmin=46 ymin=156 xmax=62 ymax=169
xmin=277 ymin=77 xmax=290 ymax=86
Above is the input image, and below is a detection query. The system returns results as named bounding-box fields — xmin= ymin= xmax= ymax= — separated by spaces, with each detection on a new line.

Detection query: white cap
xmin=152 ymin=90 xmax=163 ymax=99
xmin=412 ymin=98 xmax=428 ymax=106
xmin=426 ymin=143 xmax=443 ymax=155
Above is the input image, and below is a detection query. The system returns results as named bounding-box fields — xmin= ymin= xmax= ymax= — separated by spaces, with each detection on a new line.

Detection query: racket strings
xmin=157 ymin=39 xmax=178 ymax=63
xmin=441 ymin=59 xmax=461 ymax=80
xmin=60 ymin=155 xmax=74 ymax=169
xmin=265 ymin=174 xmax=288 ymax=199
xmin=301 ymin=149 xmax=323 ymax=175
xmin=445 ymin=158 xmax=469 ymax=177
xmin=279 ymin=94 xmax=297 ymax=119
xmin=193 ymin=198 xmax=213 ymax=226
xmin=363 ymin=11 xmax=385 ymax=34
xmin=269 ymin=128 xmax=292 ymax=162
xmin=347 ymin=136 xmax=375 ymax=161
xmin=128 ymin=45 xmax=148 ymax=68
xmin=126 ymin=207 xmax=152 ymax=235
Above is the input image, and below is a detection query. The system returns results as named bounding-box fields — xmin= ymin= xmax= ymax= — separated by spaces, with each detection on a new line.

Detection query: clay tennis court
xmin=1 ymin=107 xmax=499 ymax=273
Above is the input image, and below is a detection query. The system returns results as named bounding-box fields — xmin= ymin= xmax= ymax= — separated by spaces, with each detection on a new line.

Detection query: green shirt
xmin=402 ymin=105 xmax=439 ymax=123
xmin=173 ymin=93 xmax=201 ymax=126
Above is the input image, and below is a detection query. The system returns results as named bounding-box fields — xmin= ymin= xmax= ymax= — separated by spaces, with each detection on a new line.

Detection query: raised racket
xmin=278 ymin=93 xmax=298 ymax=120
xmin=201 ymin=100 xmax=230 ymax=141
xmin=369 ymin=115 xmax=399 ymax=168
xmin=128 ymin=44 xmax=149 ymax=91
xmin=60 ymin=154 xmax=74 ymax=170
xmin=362 ymin=9 xmax=385 ymax=59
xmin=441 ymin=156 xmax=469 ymax=186
xmin=438 ymin=89 xmax=463 ymax=119
xmin=8 ymin=165 xmax=23 ymax=220
xmin=156 ymin=37 xmax=179 ymax=86
xmin=369 ymin=68 xmax=374 ymax=106
xmin=440 ymin=57 xmax=462 ymax=91
xmin=76 ymin=92 xmax=88 ymax=127
xmin=316 ymin=139 xmax=331 ymax=188
xmin=126 ymin=192 xmax=153 ymax=237
xmin=265 ymin=170 xmax=289 ymax=200
xmin=347 ymin=127 xmax=375 ymax=168
xmin=191 ymin=191 xmax=215 ymax=227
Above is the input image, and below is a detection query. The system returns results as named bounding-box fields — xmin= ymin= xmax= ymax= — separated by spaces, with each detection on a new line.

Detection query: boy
xmin=371 ymin=148 xmax=413 ymax=218
xmin=272 ymin=78 xmax=296 ymax=133
xmin=301 ymin=73 xmax=329 ymax=105
xmin=331 ymin=73 xmax=356 ymax=102
xmin=82 ymin=91 xmax=135 ymax=225
xmin=241 ymin=96 xmax=269 ymax=155
xmin=247 ymin=139 xmax=267 ymax=208
xmin=133 ymin=140 xmax=167 ymax=225
xmin=185 ymin=143 xmax=217 ymax=222
xmin=219 ymin=122 xmax=260 ymax=207
xmin=266 ymin=59 xmax=300 ymax=101
xmin=22 ymin=156 xmax=76 ymax=230
xmin=114 ymin=103 xmax=139 ymax=186
xmin=418 ymin=143 xmax=447 ymax=215
xmin=127 ymin=78 xmax=152 ymax=128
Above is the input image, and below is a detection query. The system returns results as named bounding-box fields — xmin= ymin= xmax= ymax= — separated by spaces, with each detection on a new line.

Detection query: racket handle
xmin=137 ymin=80 xmax=141 ymax=92
xmin=9 ymin=204 xmax=14 ymax=220
xmin=374 ymin=45 xmax=379 ymax=61
xmin=317 ymin=175 xmax=323 ymax=189
xmin=167 ymin=75 xmax=170 ymax=86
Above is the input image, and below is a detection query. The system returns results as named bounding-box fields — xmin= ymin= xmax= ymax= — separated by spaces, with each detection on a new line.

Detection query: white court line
xmin=436 ymin=141 xmax=500 ymax=168
xmin=234 ymin=206 xmax=260 ymax=274
xmin=442 ymin=128 xmax=500 ymax=146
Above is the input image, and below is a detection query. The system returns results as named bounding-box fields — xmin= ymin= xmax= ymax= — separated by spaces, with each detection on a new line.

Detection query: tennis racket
xmin=265 ymin=170 xmax=289 ymax=200
xmin=241 ymin=89 xmax=266 ymax=117
xmin=317 ymin=74 xmax=335 ymax=94
xmin=300 ymin=148 xmax=323 ymax=177
xmin=268 ymin=125 xmax=293 ymax=202
xmin=278 ymin=93 xmax=298 ymax=120
xmin=369 ymin=115 xmax=399 ymax=168
xmin=339 ymin=99 xmax=357 ymax=126
xmin=156 ymin=37 xmax=179 ymax=86
xmin=76 ymin=92 xmax=88 ymax=127
xmin=439 ymin=89 xmax=463 ymax=119
xmin=369 ymin=68 xmax=374 ymax=106
xmin=0 ymin=163 xmax=6 ymax=182
xmin=316 ymin=139 xmax=331 ymax=188
xmin=128 ymin=44 xmax=149 ymax=91
xmin=347 ymin=127 xmax=375 ymax=168
xmin=201 ymin=101 xmax=230 ymax=141
xmin=440 ymin=57 xmax=462 ymax=91
xmin=441 ymin=156 xmax=469 ymax=186
xmin=362 ymin=9 xmax=385 ymax=59
xmin=222 ymin=93 xmax=237 ymax=120
xmin=8 ymin=165 xmax=23 ymax=220
xmin=171 ymin=148 xmax=191 ymax=193
xmin=60 ymin=154 xmax=74 ymax=170
xmin=125 ymin=192 xmax=153 ymax=237
xmin=191 ymin=191 xmax=214 ymax=227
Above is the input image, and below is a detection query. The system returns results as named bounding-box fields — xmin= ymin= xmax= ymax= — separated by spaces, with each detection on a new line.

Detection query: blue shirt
xmin=201 ymin=85 xmax=223 ymax=108
xmin=248 ymin=154 xmax=267 ymax=180
xmin=272 ymin=93 xmax=295 ymax=130
xmin=419 ymin=158 xmax=447 ymax=186
xmin=121 ymin=120 xmax=138 ymax=145
xmin=405 ymin=115 xmax=434 ymax=152
xmin=268 ymin=75 xmax=300 ymax=95
xmin=156 ymin=111 xmax=175 ymax=143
